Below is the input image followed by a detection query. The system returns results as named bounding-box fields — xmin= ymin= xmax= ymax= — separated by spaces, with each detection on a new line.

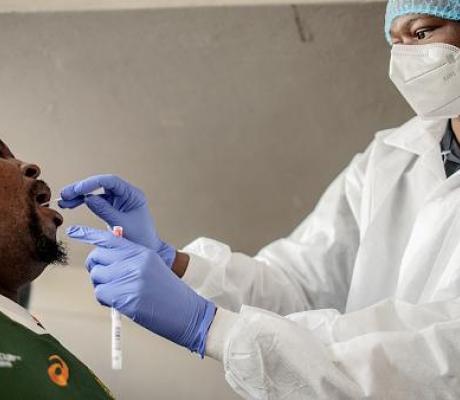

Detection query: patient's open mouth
xmin=36 ymin=191 xmax=51 ymax=207
xmin=31 ymin=181 xmax=63 ymax=227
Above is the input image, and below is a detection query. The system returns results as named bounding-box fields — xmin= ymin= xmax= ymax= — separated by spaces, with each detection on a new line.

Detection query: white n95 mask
xmin=389 ymin=43 xmax=460 ymax=119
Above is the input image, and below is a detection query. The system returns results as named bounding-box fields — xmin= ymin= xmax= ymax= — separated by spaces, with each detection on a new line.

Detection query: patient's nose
xmin=20 ymin=162 xmax=41 ymax=179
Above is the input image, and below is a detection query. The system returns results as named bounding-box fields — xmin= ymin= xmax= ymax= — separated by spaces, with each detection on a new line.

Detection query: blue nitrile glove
xmin=67 ymin=225 xmax=216 ymax=357
xmin=60 ymin=175 xmax=176 ymax=268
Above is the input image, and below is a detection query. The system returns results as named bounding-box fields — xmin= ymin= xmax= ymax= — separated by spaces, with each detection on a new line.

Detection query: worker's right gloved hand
xmin=59 ymin=175 xmax=176 ymax=268
xmin=67 ymin=225 xmax=216 ymax=357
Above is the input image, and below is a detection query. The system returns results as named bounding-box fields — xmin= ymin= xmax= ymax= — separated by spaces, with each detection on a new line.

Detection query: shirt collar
xmin=383 ymin=116 xmax=449 ymax=155
xmin=441 ymin=121 xmax=460 ymax=163
xmin=0 ymin=294 xmax=46 ymax=334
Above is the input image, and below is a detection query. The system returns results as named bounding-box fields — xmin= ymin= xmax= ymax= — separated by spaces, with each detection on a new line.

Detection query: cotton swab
xmin=43 ymin=189 xmax=106 ymax=208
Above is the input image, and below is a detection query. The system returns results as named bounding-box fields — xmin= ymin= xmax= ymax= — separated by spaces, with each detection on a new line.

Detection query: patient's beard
xmin=28 ymin=207 xmax=67 ymax=266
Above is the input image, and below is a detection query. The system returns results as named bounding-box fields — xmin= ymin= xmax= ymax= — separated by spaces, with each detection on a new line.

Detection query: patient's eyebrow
xmin=0 ymin=140 xmax=15 ymax=159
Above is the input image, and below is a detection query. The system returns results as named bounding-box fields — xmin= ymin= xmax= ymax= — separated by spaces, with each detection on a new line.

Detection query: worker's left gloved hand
xmin=59 ymin=175 xmax=176 ymax=268
xmin=67 ymin=225 xmax=216 ymax=357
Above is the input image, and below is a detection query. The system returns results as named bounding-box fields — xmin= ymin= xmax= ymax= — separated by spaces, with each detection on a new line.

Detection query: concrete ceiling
xmin=0 ymin=0 xmax=385 ymax=13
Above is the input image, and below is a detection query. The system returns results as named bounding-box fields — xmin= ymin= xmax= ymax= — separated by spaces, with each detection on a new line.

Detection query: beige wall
xmin=0 ymin=3 xmax=413 ymax=399
xmin=0 ymin=0 xmax=389 ymax=13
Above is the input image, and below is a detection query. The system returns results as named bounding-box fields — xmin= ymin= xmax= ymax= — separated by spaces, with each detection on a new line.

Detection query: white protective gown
xmin=182 ymin=116 xmax=460 ymax=399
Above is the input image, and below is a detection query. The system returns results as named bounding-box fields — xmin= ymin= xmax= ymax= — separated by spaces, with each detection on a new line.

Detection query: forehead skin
xmin=0 ymin=140 xmax=29 ymax=231
xmin=0 ymin=141 xmax=25 ymax=192
xmin=390 ymin=14 xmax=460 ymax=46
xmin=0 ymin=141 xmax=23 ymax=194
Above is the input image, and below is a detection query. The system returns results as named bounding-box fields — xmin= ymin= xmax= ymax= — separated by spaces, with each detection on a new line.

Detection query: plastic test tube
xmin=111 ymin=226 xmax=123 ymax=370
xmin=45 ymin=191 xmax=122 ymax=369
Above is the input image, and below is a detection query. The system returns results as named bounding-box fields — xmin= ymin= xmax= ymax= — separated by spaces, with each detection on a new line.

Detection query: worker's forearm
xmin=205 ymin=307 xmax=240 ymax=361
xmin=172 ymin=251 xmax=190 ymax=278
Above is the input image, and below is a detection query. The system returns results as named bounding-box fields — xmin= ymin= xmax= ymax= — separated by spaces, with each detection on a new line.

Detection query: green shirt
xmin=0 ymin=296 xmax=114 ymax=399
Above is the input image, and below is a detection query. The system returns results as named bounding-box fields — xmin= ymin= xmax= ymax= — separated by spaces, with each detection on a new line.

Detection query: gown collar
xmin=383 ymin=116 xmax=449 ymax=155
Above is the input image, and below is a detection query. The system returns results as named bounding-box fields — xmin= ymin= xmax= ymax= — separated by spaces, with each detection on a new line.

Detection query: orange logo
xmin=47 ymin=355 xmax=69 ymax=387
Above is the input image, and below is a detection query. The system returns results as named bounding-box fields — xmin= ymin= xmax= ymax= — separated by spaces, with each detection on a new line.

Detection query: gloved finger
xmin=57 ymin=196 xmax=85 ymax=209
xmin=90 ymin=261 xmax=130 ymax=285
xmin=86 ymin=247 xmax=111 ymax=271
xmin=99 ymin=193 xmax=115 ymax=205
xmin=67 ymin=225 xmax=128 ymax=249
xmin=86 ymin=245 xmax=140 ymax=271
xmin=94 ymin=283 xmax=111 ymax=307
xmin=60 ymin=174 xmax=128 ymax=201
xmin=84 ymin=195 xmax=122 ymax=227
xmin=58 ymin=194 xmax=114 ymax=210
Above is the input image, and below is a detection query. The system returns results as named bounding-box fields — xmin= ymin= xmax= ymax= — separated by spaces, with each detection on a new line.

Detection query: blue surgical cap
xmin=385 ymin=0 xmax=460 ymax=43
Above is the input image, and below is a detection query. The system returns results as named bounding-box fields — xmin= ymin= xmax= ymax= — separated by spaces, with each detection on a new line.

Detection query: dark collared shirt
xmin=440 ymin=121 xmax=460 ymax=178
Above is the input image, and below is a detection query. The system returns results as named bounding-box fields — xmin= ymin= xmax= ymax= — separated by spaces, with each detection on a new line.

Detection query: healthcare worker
xmin=61 ymin=1 xmax=460 ymax=398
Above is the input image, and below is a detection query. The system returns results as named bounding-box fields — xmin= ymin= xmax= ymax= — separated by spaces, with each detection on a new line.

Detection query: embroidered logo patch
xmin=48 ymin=355 xmax=70 ymax=387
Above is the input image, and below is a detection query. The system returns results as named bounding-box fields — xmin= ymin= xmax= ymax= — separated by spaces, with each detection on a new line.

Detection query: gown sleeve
xmin=205 ymin=298 xmax=460 ymax=399
xmin=182 ymin=143 xmax=372 ymax=315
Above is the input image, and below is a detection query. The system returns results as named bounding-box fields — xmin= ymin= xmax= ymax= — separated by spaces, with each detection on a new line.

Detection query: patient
xmin=0 ymin=140 xmax=114 ymax=399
